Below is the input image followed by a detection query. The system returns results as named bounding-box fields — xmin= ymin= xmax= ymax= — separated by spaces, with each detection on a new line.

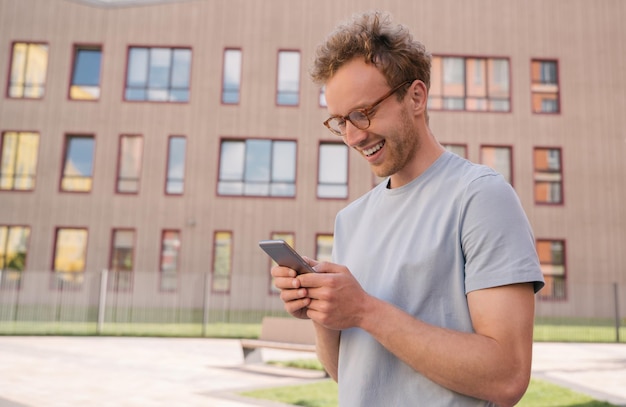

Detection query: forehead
xmin=325 ymin=59 xmax=389 ymax=115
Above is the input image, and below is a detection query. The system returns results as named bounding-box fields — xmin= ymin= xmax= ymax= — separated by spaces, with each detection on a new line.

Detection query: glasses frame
xmin=323 ymin=80 xmax=413 ymax=136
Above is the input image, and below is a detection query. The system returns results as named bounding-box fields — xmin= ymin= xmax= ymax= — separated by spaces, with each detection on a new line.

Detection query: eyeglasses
xmin=323 ymin=80 xmax=413 ymax=136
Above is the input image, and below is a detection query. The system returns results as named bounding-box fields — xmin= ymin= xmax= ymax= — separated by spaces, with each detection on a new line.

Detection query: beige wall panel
xmin=0 ymin=0 xmax=625 ymax=315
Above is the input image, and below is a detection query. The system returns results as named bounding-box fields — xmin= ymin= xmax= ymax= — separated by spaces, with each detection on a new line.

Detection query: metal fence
xmin=0 ymin=270 xmax=624 ymax=342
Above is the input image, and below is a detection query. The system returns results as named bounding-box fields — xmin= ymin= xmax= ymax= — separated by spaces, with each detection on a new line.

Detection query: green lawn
xmin=1 ymin=318 xmax=624 ymax=343
xmin=241 ymin=378 xmax=617 ymax=407
xmin=0 ymin=321 xmax=260 ymax=338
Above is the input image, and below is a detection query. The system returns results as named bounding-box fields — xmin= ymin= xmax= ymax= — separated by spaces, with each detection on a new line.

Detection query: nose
xmin=343 ymin=120 xmax=368 ymax=148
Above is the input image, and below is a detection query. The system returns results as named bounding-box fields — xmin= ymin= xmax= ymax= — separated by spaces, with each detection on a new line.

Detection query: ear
xmin=408 ymin=80 xmax=428 ymax=116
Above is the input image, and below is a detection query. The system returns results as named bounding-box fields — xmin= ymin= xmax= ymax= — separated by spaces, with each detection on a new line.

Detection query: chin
xmin=371 ymin=166 xmax=392 ymax=179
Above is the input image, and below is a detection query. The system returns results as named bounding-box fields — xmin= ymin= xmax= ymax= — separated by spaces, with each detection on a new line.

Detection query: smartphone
xmin=258 ymin=239 xmax=316 ymax=274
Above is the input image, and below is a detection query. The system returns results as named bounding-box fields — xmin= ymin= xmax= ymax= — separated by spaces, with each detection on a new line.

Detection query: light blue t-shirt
xmin=333 ymin=151 xmax=544 ymax=406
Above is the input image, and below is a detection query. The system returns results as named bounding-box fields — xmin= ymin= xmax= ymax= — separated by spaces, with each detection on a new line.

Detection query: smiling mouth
xmin=363 ymin=141 xmax=385 ymax=157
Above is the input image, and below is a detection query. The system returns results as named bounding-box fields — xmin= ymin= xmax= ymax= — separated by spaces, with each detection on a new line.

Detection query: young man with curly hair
xmin=272 ymin=11 xmax=544 ymax=407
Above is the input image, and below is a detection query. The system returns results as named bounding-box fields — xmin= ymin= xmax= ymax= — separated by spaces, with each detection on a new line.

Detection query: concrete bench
xmin=240 ymin=316 xmax=317 ymax=363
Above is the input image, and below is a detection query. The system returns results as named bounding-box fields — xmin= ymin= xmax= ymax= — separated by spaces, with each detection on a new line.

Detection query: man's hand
xmin=270 ymin=261 xmax=312 ymax=319
xmin=297 ymin=261 xmax=369 ymax=330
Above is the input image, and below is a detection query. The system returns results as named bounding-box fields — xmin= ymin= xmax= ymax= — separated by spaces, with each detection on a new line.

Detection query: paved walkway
xmin=0 ymin=337 xmax=624 ymax=406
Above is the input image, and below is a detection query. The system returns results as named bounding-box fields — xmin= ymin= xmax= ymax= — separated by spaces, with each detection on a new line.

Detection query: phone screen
xmin=259 ymin=240 xmax=316 ymax=274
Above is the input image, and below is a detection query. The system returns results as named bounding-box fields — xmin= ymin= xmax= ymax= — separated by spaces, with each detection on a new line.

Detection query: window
xmin=531 ymin=60 xmax=560 ymax=113
xmin=268 ymin=232 xmax=295 ymax=294
xmin=442 ymin=143 xmax=467 ymax=158
xmin=1 ymin=131 xmax=39 ymax=191
xmin=69 ymin=45 xmax=102 ymax=100
xmin=218 ymin=139 xmax=296 ymax=197
xmin=277 ymin=50 xmax=300 ymax=106
xmin=319 ymin=86 xmax=327 ymax=107
xmin=61 ymin=135 xmax=95 ymax=192
xmin=481 ymin=145 xmax=512 ymax=184
xmin=160 ymin=230 xmax=180 ymax=291
xmin=318 ymin=143 xmax=348 ymax=199
xmin=166 ymin=136 xmax=186 ymax=195
xmin=117 ymin=135 xmax=143 ymax=193
xmin=316 ymin=234 xmax=333 ymax=263
xmin=109 ymin=229 xmax=135 ymax=291
xmin=0 ymin=225 xmax=30 ymax=288
xmin=53 ymin=228 xmax=88 ymax=287
xmin=125 ymin=47 xmax=191 ymax=102
xmin=8 ymin=42 xmax=48 ymax=99
xmin=534 ymin=147 xmax=563 ymax=204
xmin=212 ymin=231 xmax=232 ymax=292
xmin=222 ymin=48 xmax=241 ymax=104
xmin=536 ymin=240 xmax=565 ymax=300
xmin=429 ymin=56 xmax=510 ymax=112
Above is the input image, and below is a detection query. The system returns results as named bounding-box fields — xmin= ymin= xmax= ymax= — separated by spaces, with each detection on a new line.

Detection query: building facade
xmin=1 ymin=0 xmax=625 ymax=318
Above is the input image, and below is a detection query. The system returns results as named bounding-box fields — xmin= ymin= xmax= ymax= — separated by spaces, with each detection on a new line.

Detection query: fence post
xmin=202 ymin=272 xmax=211 ymax=337
xmin=614 ymin=282 xmax=621 ymax=343
xmin=97 ymin=269 xmax=108 ymax=335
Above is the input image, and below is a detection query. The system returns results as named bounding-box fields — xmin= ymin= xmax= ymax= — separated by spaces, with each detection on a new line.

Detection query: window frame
xmin=69 ymin=43 xmax=103 ymax=101
xmin=108 ymin=228 xmax=135 ymax=292
xmin=165 ymin=135 xmax=186 ymax=195
xmin=536 ymin=239 xmax=567 ymax=300
xmin=315 ymin=233 xmax=334 ymax=263
xmin=217 ymin=137 xmax=298 ymax=198
xmin=429 ymin=55 xmax=511 ymax=113
xmin=276 ymin=49 xmax=301 ymax=107
xmin=317 ymin=141 xmax=349 ymax=200
xmin=221 ymin=48 xmax=242 ymax=105
xmin=124 ymin=46 xmax=192 ymax=103
xmin=480 ymin=144 xmax=514 ymax=185
xmin=116 ymin=134 xmax=143 ymax=194
xmin=0 ymin=130 xmax=40 ymax=191
xmin=531 ymin=59 xmax=561 ymax=114
xmin=159 ymin=229 xmax=181 ymax=292
xmin=211 ymin=230 xmax=233 ymax=293
xmin=0 ymin=224 xmax=31 ymax=289
xmin=60 ymin=134 xmax=96 ymax=193
xmin=7 ymin=41 xmax=49 ymax=99
xmin=51 ymin=227 xmax=88 ymax=289
xmin=533 ymin=146 xmax=564 ymax=205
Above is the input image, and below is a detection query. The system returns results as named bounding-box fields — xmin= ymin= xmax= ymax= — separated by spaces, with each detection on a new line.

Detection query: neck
xmin=388 ymin=131 xmax=444 ymax=189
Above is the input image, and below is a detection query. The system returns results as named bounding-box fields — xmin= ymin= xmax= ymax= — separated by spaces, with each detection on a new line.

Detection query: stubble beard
xmin=369 ymin=109 xmax=420 ymax=179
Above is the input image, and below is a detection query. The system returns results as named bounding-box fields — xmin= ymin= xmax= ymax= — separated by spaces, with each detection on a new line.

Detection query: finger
xmin=273 ymin=276 xmax=300 ymax=290
xmin=280 ymin=287 xmax=308 ymax=303
xmin=271 ymin=265 xmax=297 ymax=278
xmin=284 ymin=297 xmax=311 ymax=315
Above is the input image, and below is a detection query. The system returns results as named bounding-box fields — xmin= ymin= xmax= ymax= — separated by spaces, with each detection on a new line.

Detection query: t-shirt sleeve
xmin=460 ymin=173 xmax=545 ymax=294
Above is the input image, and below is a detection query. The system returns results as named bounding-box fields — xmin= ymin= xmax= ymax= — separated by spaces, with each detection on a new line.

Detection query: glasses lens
xmin=348 ymin=110 xmax=370 ymax=130
xmin=327 ymin=117 xmax=346 ymax=135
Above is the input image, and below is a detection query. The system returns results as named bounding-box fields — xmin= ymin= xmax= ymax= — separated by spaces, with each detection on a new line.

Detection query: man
xmin=272 ymin=11 xmax=544 ymax=407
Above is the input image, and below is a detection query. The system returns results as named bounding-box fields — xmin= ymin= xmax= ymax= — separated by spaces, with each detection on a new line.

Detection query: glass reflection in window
xmin=218 ymin=139 xmax=296 ymax=197
xmin=166 ymin=136 xmax=186 ymax=195
xmin=1 ymin=131 xmax=39 ymax=191
xmin=61 ymin=135 xmax=94 ymax=192
xmin=222 ymin=49 xmax=241 ymax=104
xmin=277 ymin=51 xmax=300 ymax=105
xmin=70 ymin=46 xmax=102 ymax=100
xmin=8 ymin=42 xmax=48 ymax=99
xmin=125 ymin=47 xmax=191 ymax=102
xmin=318 ymin=143 xmax=348 ymax=199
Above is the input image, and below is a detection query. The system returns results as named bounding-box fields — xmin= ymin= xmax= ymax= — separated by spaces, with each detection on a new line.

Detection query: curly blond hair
xmin=311 ymin=10 xmax=431 ymax=95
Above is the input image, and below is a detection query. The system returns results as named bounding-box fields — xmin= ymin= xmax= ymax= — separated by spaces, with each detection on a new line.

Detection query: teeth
xmin=363 ymin=141 xmax=384 ymax=156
